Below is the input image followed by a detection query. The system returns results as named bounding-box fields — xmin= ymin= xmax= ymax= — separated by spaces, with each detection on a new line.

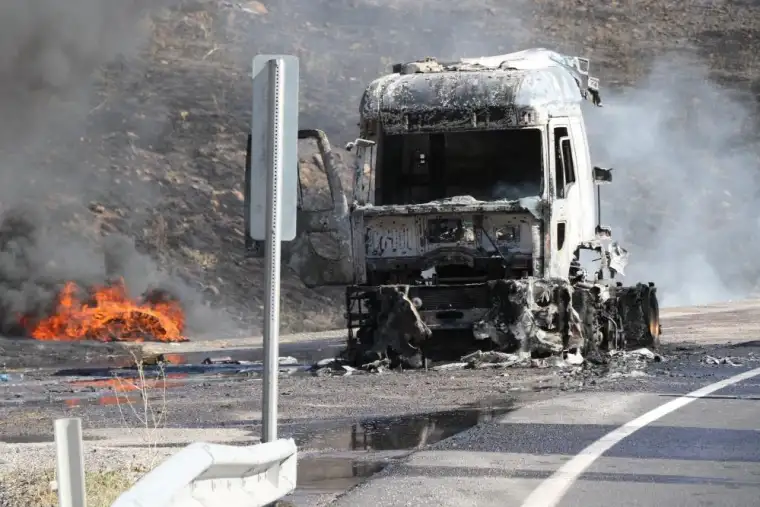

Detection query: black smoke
xmin=0 ymin=206 xmax=201 ymax=337
xmin=0 ymin=1 xmax=167 ymax=148
xmin=0 ymin=0 xmax=222 ymax=339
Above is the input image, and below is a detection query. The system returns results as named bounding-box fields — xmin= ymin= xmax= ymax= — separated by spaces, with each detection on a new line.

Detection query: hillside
xmin=2 ymin=0 xmax=759 ymax=338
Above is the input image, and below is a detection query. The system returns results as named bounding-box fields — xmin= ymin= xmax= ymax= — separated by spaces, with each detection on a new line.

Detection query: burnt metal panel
xmin=357 ymin=196 xmax=546 ymax=219
xmin=361 ymin=66 xmax=586 ymax=133
xmin=352 ymin=211 xmax=367 ymax=284
xmin=408 ymin=284 xmax=490 ymax=311
xmin=364 ymin=215 xmax=419 ymax=257
xmin=362 ymin=209 xmax=537 ymax=261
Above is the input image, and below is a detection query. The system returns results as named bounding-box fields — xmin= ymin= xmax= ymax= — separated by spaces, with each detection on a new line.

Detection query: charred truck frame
xmin=246 ymin=48 xmax=661 ymax=367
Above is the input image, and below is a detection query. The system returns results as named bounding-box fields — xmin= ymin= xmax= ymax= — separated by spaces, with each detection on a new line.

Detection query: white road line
xmin=520 ymin=366 xmax=760 ymax=507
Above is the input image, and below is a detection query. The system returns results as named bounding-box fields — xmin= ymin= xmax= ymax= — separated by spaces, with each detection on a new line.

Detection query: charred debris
xmin=341 ymin=278 xmax=660 ymax=372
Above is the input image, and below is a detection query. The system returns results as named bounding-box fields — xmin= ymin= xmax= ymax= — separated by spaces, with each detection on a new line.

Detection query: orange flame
xmin=26 ymin=278 xmax=187 ymax=342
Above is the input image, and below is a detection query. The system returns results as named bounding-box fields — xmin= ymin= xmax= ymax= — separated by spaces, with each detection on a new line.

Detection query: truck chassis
xmin=343 ymin=274 xmax=660 ymax=367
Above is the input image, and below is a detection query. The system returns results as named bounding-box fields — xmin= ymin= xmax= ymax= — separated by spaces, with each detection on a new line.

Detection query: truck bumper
xmin=347 ymin=283 xmax=491 ymax=332
xmin=344 ymin=279 xmax=661 ymax=366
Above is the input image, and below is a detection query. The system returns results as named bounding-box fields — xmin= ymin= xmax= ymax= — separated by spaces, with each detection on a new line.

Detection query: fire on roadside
xmin=21 ymin=278 xmax=188 ymax=343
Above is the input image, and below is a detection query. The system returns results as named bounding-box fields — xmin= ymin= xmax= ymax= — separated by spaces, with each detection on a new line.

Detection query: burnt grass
xmin=28 ymin=0 xmax=760 ymax=336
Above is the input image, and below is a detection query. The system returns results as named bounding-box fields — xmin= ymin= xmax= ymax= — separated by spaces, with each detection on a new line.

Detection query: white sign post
xmin=249 ymin=54 xmax=299 ymax=443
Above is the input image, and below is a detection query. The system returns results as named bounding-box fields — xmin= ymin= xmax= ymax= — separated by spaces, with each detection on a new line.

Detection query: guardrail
xmin=52 ymin=417 xmax=298 ymax=507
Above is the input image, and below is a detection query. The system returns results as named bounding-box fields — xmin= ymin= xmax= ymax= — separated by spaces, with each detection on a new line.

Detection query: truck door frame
xmin=244 ymin=130 xmax=354 ymax=287
xmin=548 ymin=118 xmax=582 ymax=278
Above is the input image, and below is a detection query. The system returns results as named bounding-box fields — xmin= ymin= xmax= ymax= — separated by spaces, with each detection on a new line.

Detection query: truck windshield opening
xmin=378 ymin=128 xmax=543 ymax=205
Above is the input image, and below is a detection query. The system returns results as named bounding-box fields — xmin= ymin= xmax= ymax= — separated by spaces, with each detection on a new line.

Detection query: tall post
xmin=247 ymin=53 xmax=298 ymax=443
xmin=55 ymin=417 xmax=87 ymax=507
xmin=262 ymin=58 xmax=285 ymax=443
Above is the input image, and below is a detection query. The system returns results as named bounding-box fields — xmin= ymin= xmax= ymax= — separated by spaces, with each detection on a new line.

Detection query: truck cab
xmin=349 ymin=49 xmax=606 ymax=287
xmin=246 ymin=48 xmax=658 ymax=364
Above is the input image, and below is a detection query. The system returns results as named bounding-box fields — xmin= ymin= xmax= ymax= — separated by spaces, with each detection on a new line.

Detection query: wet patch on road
xmin=295 ymin=406 xmax=513 ymax=451
xmin=78 ymin=404 xmax=516 ymax=503
xmin=284 ymin=405 xmax=515 ymax=503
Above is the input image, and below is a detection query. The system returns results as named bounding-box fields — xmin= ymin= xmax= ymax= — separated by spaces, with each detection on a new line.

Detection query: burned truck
xmin=246 ymin=48 xmax=661 ymax=366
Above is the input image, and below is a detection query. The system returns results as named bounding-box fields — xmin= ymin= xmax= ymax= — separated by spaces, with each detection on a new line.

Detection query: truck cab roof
xmin=360 ymin=48 xmax=601 ymax=134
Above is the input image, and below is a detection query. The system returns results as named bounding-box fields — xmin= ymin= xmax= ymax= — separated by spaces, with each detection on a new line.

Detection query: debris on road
xmin=329 ymin=344 xmax=668 ymax=385
xmin=55 ymin=357 xmax=308 ymax=380
xmin=0 ymin=372 xmax=23 ymax=383
xmin=702 ymin=355 xmax=742 ymax=366
xmin=199 ymin=355 xmax=299 ymax=366
xmin=310 ymin=357 xmax=364 ymax=376
xmin=626 ymin=348 xmax=663 ymax=361
xmin=461 ymin=350 xmax=531 ymax=369
xmin=432 ymin=362 xmax=469 ymax=371
xmin=359 ymin=358 xmax=392 ymax=373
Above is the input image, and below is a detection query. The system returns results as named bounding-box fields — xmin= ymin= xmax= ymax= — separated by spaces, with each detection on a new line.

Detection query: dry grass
xmin=112 ymin=352 xmax=170 ymax=468
xmin=0 ymin=468 xmax=144 ymax=507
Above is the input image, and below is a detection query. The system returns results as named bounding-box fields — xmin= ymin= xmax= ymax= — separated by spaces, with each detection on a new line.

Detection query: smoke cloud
xmin=227 ymin=1 xmax=757 ymax=312
xmin=0 ymin=0 xmax=221 ymax=338
xmin=3 ymin=0 xmax=749 ymax=337
xmin=0 ymin=1 xmax=161 ymax=149
xmin=227 ymin=0 xmax=533 ymax=144
xmin=586 ymin=54 xmax=760 ymax=307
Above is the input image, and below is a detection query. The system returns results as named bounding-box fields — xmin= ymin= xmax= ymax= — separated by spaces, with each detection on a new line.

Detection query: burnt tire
xmin=644 ymin=286 xmax=661 ymax=349
xmin=615 ymin=283 xmax=661 ymax=350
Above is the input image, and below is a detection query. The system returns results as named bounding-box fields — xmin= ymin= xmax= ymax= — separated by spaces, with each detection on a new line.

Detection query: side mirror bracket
xmin=593 ymin=166 xmax=613 ymax=184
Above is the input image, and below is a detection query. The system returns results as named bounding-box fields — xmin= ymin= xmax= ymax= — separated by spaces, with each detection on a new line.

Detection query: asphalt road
xmin=330 ymin=339 xmax=760 ymax=507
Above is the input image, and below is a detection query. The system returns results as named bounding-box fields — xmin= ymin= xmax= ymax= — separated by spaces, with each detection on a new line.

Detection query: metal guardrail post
xmin=55 ymin=417 xmax=87 ymax=507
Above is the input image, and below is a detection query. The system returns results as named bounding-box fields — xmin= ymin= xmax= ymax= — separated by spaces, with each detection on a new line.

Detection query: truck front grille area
xmin=346 ymin=283 xmax=491 ymax=332
xmin=363 ymin=213 xmax=535 ymax=260
xmin=407 ymin=284 xmax=490 ymax=311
